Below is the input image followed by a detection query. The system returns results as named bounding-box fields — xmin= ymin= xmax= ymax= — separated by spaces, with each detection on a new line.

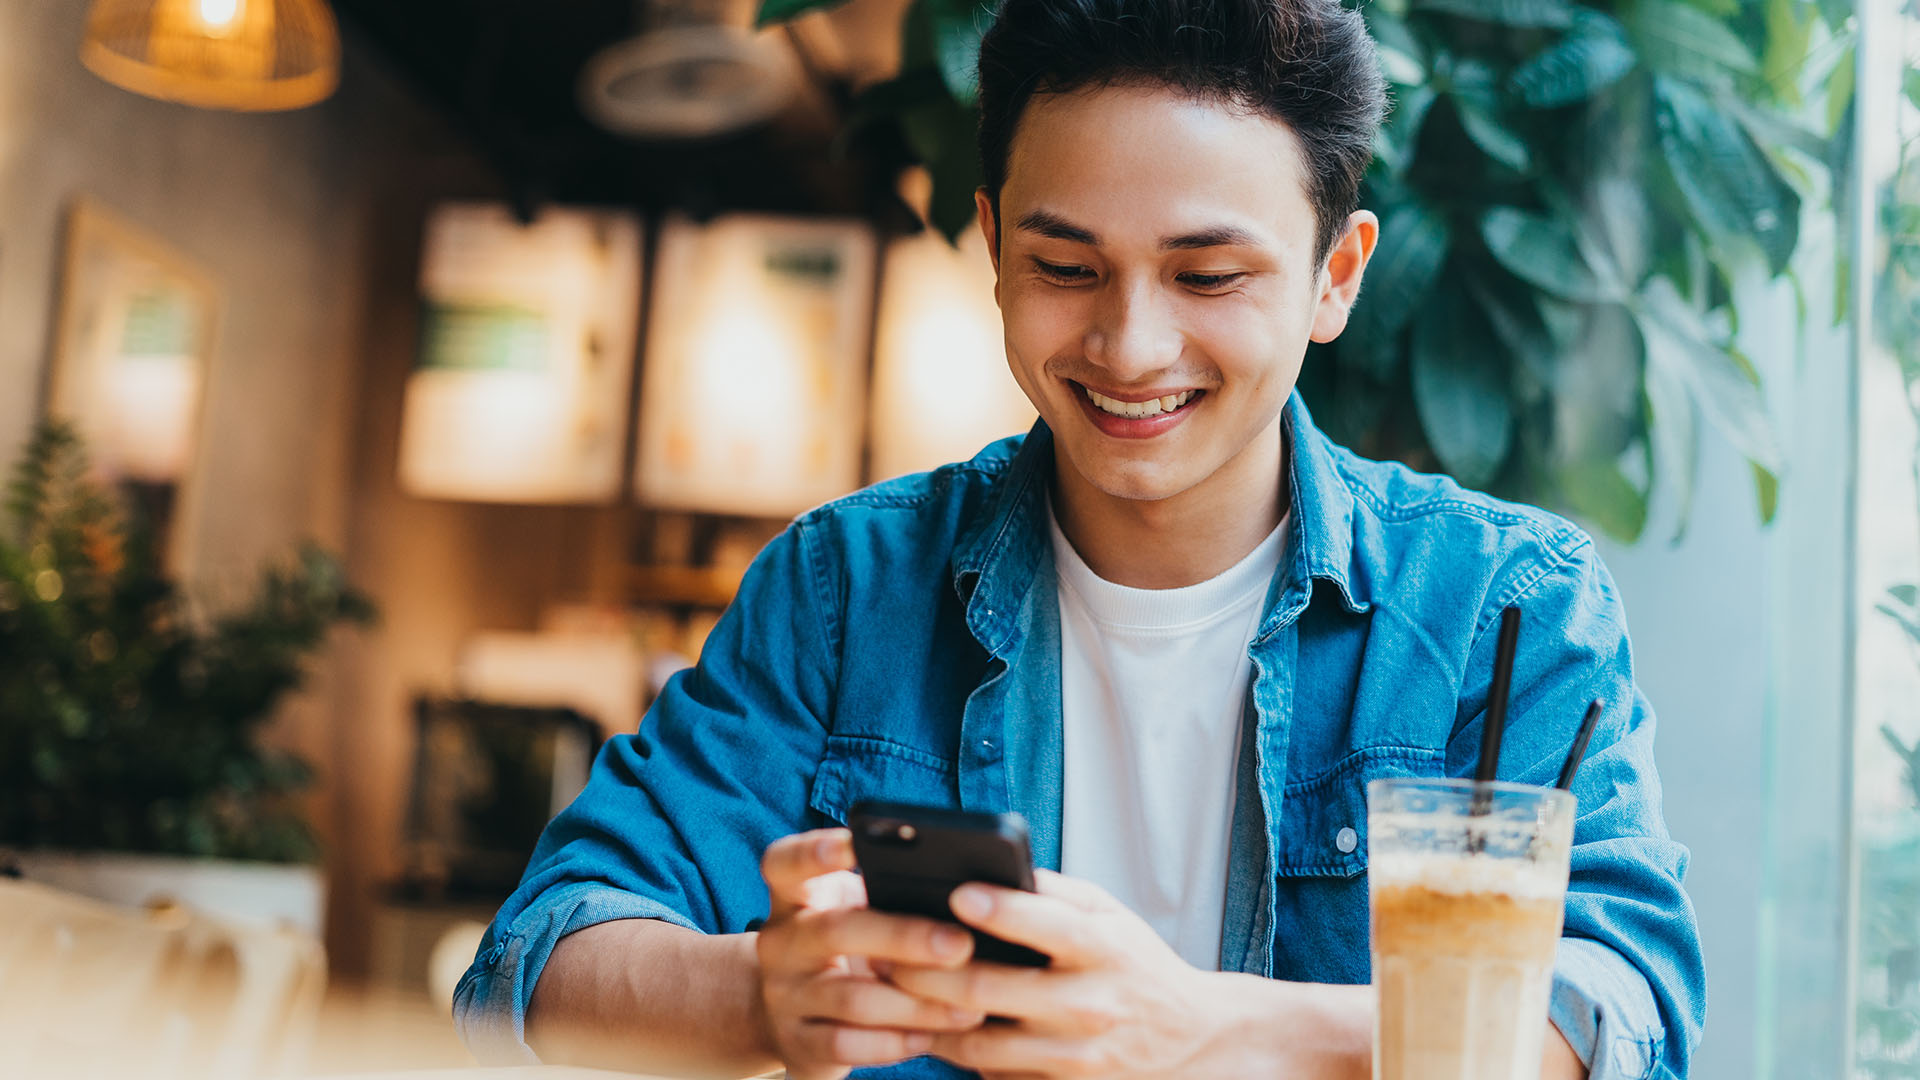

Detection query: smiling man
xmin=454 ymin=0 xmax=1706 ymax=1077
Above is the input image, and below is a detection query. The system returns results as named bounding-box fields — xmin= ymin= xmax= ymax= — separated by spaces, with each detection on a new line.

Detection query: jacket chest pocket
xmin=1277 ymin=745 xmax=1444 ymax=876
xmin=1270 ymin=746 xmax=1444 ymax=982
xmin=808 ymin=735 xmax=961 ymax=825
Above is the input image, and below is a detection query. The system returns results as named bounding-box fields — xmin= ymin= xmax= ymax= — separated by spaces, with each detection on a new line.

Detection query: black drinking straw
xmin=1471 ymin=606 xmax=1523 ymax=828
xmin=1555 ymin=699 xmax=1606 ymax=791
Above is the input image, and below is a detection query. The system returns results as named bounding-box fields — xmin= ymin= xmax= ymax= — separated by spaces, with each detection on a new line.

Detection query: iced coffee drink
xmin=1368 ymin=778 xmax=1575 ymax=1080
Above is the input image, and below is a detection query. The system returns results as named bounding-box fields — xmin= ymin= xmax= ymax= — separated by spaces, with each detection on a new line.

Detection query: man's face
xmin=979 ymin=81 xmax=1372 ymax=505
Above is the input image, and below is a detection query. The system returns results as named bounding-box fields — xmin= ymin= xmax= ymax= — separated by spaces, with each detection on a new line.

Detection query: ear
xmin=1309 ymin=210 xmax=1380 ymax=344
xmin=975 ymin=187 xmax=1002 ymax=307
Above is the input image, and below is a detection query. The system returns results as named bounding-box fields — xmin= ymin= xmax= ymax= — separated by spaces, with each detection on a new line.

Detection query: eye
xmin=1178 ymin=272 xmax=1247 ymax=293
xmin=1031 ymin=258 xmax=1095 ymax=284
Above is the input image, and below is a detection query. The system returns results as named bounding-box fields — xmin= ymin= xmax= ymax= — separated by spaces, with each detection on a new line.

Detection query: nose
xmin=1084 ymin=275 xmax=1181 ymax=380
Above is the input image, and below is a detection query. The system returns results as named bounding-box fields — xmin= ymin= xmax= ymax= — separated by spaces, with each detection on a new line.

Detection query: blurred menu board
xmin=398 ymin=202 xmax=642 ymax=504
xmin=635 ymin=213 xmax=875 ymax=517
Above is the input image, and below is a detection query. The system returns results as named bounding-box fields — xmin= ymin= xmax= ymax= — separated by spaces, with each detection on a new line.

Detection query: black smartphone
xmin=849 ymin=800 xmax=1051 ymax=968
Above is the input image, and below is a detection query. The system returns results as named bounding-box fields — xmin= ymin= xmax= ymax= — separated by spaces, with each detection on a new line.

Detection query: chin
xmin=1072 ymin=456 xmax=1196 ymax=503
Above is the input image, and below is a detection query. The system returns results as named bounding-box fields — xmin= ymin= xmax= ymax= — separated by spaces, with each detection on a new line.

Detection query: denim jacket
xmin=455 ymin=393 xmax=1706 ymax=1079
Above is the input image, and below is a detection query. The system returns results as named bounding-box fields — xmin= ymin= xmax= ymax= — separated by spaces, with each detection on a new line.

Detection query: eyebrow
xmin=1012 ymin=210 xmax=1261 ymax=252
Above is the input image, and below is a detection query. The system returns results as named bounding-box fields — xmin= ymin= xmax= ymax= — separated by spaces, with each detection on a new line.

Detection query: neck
xmin=1051 ymin=421 xmax=1289 ymax=590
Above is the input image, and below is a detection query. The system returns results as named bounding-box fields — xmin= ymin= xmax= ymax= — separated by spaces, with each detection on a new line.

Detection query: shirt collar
xmin=1281 ymin=391 xmax=1368 ymax=618
xmin=951 ymin=391 xmax=1368 ymax=654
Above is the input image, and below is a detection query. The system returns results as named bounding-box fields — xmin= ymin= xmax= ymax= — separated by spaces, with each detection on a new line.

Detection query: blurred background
xmin=0 ymin=0 xmax=1912 ymax=1077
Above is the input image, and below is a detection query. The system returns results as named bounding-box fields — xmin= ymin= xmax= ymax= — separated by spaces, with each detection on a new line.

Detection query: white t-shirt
xmin=1050 ymin=507 xmax=1288 ymax=971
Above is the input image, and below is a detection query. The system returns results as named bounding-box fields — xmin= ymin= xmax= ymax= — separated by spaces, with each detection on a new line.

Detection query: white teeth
xmin=1084 ymin=387 xmax=1196 ymax=419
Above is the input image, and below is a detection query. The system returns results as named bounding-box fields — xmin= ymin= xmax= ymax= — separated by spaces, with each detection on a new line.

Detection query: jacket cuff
xmin=452 ymin=882 xmax=700 ymax=1064
xmin=1550 ymin=936 xmax=1675 ymax=1080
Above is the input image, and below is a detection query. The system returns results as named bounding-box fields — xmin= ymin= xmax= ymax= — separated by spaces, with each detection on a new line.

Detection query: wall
xmin=0 ymin=0 xmax=487 ymax=971
xmin=324 ymin=202 xmax=633 ymax=972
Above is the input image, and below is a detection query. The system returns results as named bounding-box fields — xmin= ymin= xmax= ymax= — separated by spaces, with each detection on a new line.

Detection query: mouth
xmin=1070 ymin=381 xmax=1206 ymax=439
xmin=1081 ymin=386 xmax=1201 ymax=419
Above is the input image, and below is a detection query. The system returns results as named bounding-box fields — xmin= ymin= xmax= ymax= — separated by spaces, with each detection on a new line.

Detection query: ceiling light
xmin=80 ymin=0 xmax=341 ymax=112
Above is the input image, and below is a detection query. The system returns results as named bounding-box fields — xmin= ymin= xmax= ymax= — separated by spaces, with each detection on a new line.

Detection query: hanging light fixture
xmin=79 ymin=0 xmax=341 ymax=112
xmin=579 ymin=0 xmax=798 ymax=139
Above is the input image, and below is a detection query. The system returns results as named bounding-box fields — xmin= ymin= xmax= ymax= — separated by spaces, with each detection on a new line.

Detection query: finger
xmin=792 ymin=973 xmax=985 ymax=1031
xmin=888 ymin=964 xmax=1119 ymax=1035
xmin=1033 ymin=870 xmax=1124 ymax=913
xmin=948 ymin=885 xmax=1107 ymax=967
xmin=930 ymin=1026 xmax=1109 ymax=1075
xmin=762 ymin=830 xmax=855 ymax=917
xmin=886 ymin=961 xmax=1047 ymax=1018
xmin=777 ymin=907 xmax=975 ymax=972
xmin=792 ymin=1021 xmax=936 ymax=1068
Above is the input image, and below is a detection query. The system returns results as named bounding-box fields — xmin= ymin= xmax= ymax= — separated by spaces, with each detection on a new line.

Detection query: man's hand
xmin=884 ymin=870 xmax=1347 ymax=1079
xmin=884 ymin=869 xmax=1585 ymax=1080
xmin=756 ymin=829 xmax=988 ymax=1080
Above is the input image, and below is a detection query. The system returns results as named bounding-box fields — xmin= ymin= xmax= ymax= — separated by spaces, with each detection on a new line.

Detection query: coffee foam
xmin=1370 ymin=851 xmax=1566 ymax=900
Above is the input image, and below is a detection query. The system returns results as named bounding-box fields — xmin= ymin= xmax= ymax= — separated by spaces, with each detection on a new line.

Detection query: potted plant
xmin=0 ymin=421 xmax=374 ymax=933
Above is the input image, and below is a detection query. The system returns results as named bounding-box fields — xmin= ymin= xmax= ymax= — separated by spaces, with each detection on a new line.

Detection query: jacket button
xmin=1335 ymin=827 xmax=1358 ymax=854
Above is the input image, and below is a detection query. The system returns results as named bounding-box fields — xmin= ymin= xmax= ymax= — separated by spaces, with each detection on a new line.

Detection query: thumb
xmin=761 ymin=829 xmax=855 ymax=918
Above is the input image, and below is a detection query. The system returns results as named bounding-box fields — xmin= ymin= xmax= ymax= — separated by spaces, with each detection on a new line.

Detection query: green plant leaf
xmin=1635 ymin=276 xmax=1784 ymax=471
xmin=1367 ymin=8 xmax=1429 ymax=84
xmin=1552 ymin=303 xmax=1645 ymax=463
xmin=1376 ymin=84 xmax=1438 ymax=175
xmin=1481 ymin=207 xmax=1620 ymax=301
xmin=1874 ymin=589 xmax=1920 ymax=658
xmin=1469 ymin=276 xmax=1560 ymax=397
xmin=1826 ymin=45 xmax=1856 ymax=136
xmin=1557 ymin=459 xmax=1650 ymax=542
xmin=925 ymin=0 xmax=991 ymax=107
xmin=1752 ymin=462 xmax=1779 ymax=523
xmin=1509 ymin=12 xmax=1639 ymax=108
xmin=1350 ymin=202 xmax=1452 ymax=367
xmin=1411 ymin=281 xmax=1515 ymax=488
xmin=900 ymin=96 xmax=987 ymax=240
xmin=1760 ymin=0 xmax=1813 ymax=105
xmin=1453 ymin=97 xmax=1533 ymax=169
xmin=1414 ymin=0 xmax=1575 ymax=28
xmin=1723 ymin=93 xmax=1833 ymax=163
xmin=1639 ymin=299 xmax=1701 ymax=539
xmin=1653 ymin=77 xmax=1802 ymax=275
xmin=755 ymin=0 xmax=850 ymax=26
xmin=1678 ymin=0 xmax=1738 ymax=17
xmin=1586 ymin=175 xmax=1654 ymax=284
xmin=1629 ymin=0 xmax=1760 ymax=83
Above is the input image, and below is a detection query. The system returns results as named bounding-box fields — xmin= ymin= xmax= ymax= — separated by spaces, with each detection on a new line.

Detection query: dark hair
xmin=976 ymin=0 xmax=1386 ymax=262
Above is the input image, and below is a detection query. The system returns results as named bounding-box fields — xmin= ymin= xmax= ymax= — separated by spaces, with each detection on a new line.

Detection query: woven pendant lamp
xmin=80 ymin=0 xmax=340 ymax=111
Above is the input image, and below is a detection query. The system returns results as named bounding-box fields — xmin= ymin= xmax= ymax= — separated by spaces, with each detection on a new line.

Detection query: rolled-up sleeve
xmin=452 ymin=520 xmax=841 ymax=1062
xmin=1453 ymin=536 xmax=1707 ymax=1080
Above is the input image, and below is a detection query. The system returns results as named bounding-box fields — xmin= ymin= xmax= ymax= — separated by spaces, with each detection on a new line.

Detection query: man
xmin=455 ymin=0 xmax=1706 ymax=1075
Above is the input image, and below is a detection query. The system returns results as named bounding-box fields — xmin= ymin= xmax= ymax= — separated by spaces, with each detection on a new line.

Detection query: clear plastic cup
xmin=1368 ymin=778 xmax=1576 ymax=1080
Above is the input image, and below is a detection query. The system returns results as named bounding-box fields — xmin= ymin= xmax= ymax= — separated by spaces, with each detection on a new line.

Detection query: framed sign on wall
xmin=397 ymin=202 xmax=644 ymax=504
xmin=869 ymin=220 xmax=1034 ymax=481
xmin=634 ymin=213 xmax=876 ymax=517
xmin=47 ymin=199 xmax=220 ymax=572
